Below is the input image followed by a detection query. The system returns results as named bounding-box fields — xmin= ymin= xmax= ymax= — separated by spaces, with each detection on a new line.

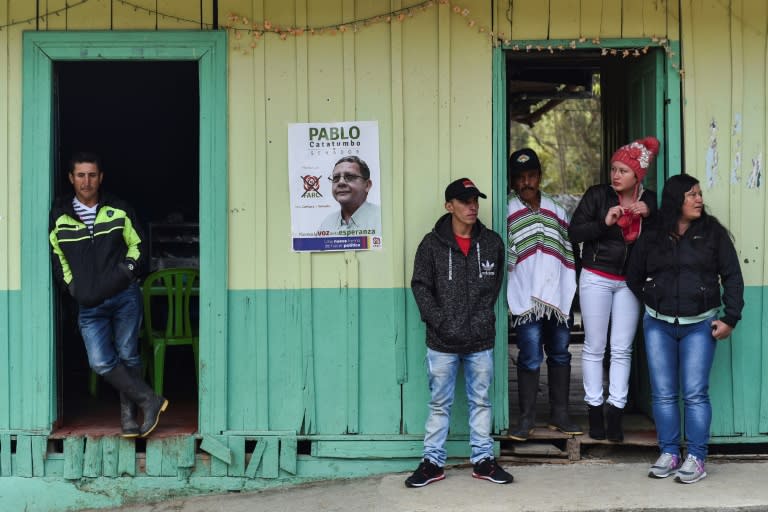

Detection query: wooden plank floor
xmin=50 ymin=374 xmax=198 ymax=439
xmin=506 ymin=343 xmax=658 ymax=456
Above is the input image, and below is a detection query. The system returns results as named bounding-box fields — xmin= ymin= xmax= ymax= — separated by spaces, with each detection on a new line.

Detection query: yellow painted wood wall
xmin=1 ymin=0 xmax=766 ymax=291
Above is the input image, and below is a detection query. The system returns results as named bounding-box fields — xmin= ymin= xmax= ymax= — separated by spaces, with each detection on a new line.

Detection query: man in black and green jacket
xmin=49 ymin=152 xmax=167 ymax=438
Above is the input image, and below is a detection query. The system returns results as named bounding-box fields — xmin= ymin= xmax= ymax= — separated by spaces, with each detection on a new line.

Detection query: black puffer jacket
xmin=411 ymin=213 xmax=505 ymax=354
xmin=626 ymin=217 xmax=744 ymax=327
xmin=569 ymin=184 xmax=657 ymax=275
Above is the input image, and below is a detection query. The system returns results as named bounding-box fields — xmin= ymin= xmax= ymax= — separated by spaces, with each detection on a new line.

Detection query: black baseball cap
xmin=444 ymin=178 xmax=488 ymax=201
xmin=508 ymin=148 xmax=542 ymax=177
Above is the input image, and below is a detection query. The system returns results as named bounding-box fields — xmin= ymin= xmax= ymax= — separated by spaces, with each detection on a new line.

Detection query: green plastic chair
xmin=142 ymin=268 xmax=200 ymax=396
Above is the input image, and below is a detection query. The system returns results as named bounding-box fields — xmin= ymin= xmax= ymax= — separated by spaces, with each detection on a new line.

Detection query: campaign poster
xmin=288 ymin=121 xmax=383 ymax=252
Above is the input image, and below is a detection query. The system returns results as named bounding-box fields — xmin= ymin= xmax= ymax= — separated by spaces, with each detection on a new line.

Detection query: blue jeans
xmin=514 ymin=316 xmax=571 ymax=371
xmin=423 ymin=348 xmax=494 ymax=466
xmin=78 ymin=283 xmax=143 ymax=375
xmin=643 ymin=313 xmax=717 ymax=460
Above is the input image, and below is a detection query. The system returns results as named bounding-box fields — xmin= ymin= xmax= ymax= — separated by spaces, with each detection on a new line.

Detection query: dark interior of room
xmin=52 ymin=61 xmax=200 ymax=435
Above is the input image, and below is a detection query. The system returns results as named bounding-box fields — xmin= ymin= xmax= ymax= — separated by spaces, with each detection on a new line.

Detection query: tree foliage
xmin=509 ymin=91 xmax=602 ymax=197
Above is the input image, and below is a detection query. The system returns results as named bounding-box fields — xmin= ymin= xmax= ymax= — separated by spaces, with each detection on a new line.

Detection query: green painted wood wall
xmin=0 ymin=0 xmax=767 ymax=494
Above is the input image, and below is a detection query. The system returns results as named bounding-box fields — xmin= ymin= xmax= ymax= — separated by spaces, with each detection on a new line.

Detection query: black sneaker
xmin=472 ymin=457 xmax=514 ymax=484
xmin=405 ymin=459 xmax=445 ymax=488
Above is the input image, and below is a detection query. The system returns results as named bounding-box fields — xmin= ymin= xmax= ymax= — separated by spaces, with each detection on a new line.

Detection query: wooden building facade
xmin=0 ymin=1 xmax=767 ymax=510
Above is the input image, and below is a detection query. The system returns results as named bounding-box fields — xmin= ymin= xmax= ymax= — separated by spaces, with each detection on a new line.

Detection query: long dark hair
xmin=654 ymin=174 xmax=729 ymax=245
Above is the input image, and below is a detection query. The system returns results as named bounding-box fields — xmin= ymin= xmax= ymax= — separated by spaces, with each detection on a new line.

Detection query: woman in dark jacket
xmin=569 ymin=136 xmax=659 ymax=442
xmin=626 ymin=174 xmax=744 ymax=484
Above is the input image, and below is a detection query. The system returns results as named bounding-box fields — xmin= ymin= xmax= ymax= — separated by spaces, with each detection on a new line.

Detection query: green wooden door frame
xmin=492 ymin=47 xmax=509 ymax=433
xmin=21 ymin=31 xmax=228 ymax=434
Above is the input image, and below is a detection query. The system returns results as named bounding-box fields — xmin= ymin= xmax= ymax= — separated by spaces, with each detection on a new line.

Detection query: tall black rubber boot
xmin=587 ymin=404 xmax=606 ymax=440
xmin=547 ymin=365 xmax=583 ymax=435
xmin=119 ymin=365 xmax=142 ymax=438
xmin=605 ymin=403 xmax=624 ymax=442
xmin=103 ymin=363 xmax=168 ymax=438
xmin=508 ymin=368 xmax=540 ymax=441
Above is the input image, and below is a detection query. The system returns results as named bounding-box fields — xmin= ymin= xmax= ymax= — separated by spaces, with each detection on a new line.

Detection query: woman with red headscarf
xmin=569 ymin=136 xmax=660 ymax=442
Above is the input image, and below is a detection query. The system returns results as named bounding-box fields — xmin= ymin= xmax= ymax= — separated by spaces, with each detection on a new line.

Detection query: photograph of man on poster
xmin=317 ymin=155 xmax=381 ymax=234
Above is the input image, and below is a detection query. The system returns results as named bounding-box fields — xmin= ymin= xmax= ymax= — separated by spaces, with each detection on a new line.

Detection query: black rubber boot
xmin=119 ymin=365 xmax=142 ymax=438
xmin=547 ymin=365 xmax=583 ymax=435
xmin=605 ymin=403 xmax=624 ymax=442
xmin=103 ymin=363 xmax=168 ymax=438
xmin=508 ymin=368 xmax=539 ymax=441
xmin=587 ymin=404 xmax=606 ymax=440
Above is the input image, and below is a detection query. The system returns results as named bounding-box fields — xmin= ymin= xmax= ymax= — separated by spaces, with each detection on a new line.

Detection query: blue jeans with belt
xmin=643 ymin=313 xmax=717 ymax=460
xmin=78 ymin=283 xmax=143 ymax=375
xmin=423 ymin=348 xmax=495 ymax=466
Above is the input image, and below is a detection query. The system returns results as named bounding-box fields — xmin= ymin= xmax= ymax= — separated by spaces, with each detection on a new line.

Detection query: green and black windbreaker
xmin=49 ymin=192 xmax=145 ymax=307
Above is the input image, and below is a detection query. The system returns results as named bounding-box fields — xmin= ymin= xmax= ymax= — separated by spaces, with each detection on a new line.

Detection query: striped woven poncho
xmin=506 ymin=191 xmax=577 ymax=327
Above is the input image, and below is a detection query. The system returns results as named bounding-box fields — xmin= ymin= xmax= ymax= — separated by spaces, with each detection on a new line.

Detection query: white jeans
xmin=579 ymin=270 xmax=640 ymax=408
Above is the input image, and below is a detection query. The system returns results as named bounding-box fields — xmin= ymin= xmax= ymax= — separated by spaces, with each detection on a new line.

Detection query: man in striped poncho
xmin=506 ymin=148 xmax=581 ymax=441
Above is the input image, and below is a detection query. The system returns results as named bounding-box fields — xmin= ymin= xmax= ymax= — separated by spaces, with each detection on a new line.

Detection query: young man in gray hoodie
xmin=405 ymin=178 xmax=513 ymax=488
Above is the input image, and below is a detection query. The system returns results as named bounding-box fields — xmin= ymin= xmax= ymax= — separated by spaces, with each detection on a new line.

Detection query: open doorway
xmin=504 ymin=47 xmax=671 ymax=439
xmin=51 ymin=61 xmax=200 ymax=436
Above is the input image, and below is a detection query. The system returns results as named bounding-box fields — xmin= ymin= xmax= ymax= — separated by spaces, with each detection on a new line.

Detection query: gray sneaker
xmin=648 ymin=452 xmax=681 ymax=478
xmin=675 ymin=454 xmax=707 ymax=484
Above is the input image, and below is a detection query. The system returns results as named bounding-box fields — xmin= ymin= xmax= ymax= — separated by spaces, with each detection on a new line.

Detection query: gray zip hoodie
xmin=411 ymin=213 xmax=505 ymax=353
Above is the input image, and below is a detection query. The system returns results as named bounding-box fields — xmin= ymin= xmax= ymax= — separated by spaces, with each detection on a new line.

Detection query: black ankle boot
xmin=605 ymin=403 xmax=624 ymax=442
xmin=587 ymin=404 xmax=606 ymax=440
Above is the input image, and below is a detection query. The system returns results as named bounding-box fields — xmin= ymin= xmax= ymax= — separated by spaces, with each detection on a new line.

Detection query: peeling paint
xmin=747 ymin=152 xmax=762 ymax=189
xmin=705 ymin=118 xmax=719 ymax=188
xmin=731 ymin=114 xmax=742 ymax=184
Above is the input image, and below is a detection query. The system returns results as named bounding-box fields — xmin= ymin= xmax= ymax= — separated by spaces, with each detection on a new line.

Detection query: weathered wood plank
xmin=161 ymin=438 xmax=180 ymax=477
xmin=82 ymin=437 xmax=102 ymax=478
xmin=621 ymin=0 xmax=645 ymax=38
xmin=201 ymin=435 xmax=230 ymax=476
xmin=112 ymin=0 xmax=156 ymax=29
xmin=158 ymin=0 xmax=201 ymax=29
xmin=117 ymin=438 xmax=136 ymax=476
xmin=145 ymin=438 xmax=163 ymax=477
xmin=65 ymin=0 xmax=110 ymax=29
xmin=548 ymin=0 xmax=580 ymax=39
xmin=0 ymin=434 xmax=11 ymax=476
xmin=200 ymin=434 xmax=231 ymax=464
xmin=176 ymin=436 xmax=196 ymax=480
xmin=509 ymin=0 xmax=549 ymax=39
xmin=244 ymin=437 xmax=267 ymax=478
xmin=642 ymin=0 xmax=667 ymax=37
xmin=227 ymin=435 xmax=245 ymax=477
xmin=177 ymin=436 xmax=196 ymax=468
xmin=101 ymin=437 xmax=118 ymax=478
xmin=279 ymin=436 xmax=297 ymax=475
xmin=261 ymin=436 xmax=279 ymax=478
xmin=63 ymin=437 xmax=84 ymax=480
xmin=31 ymin=435 xmax=46 ymax=477
xmin=15 ymin=434 xmax=32 ymax=477
xmin=578 ymin=0 xmax=603 ymax=38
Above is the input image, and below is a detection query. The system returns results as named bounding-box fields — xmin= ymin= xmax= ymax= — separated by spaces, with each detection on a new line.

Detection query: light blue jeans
xmin=78 ymin=283 xmax=143 ymax=375
xmin=579 ymin=270 xmax=640 ymax=408
xmin=423 ymin=348 xmax=494 ymax=466
xmin=643 ymin=313 xmax=717 ymax=460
